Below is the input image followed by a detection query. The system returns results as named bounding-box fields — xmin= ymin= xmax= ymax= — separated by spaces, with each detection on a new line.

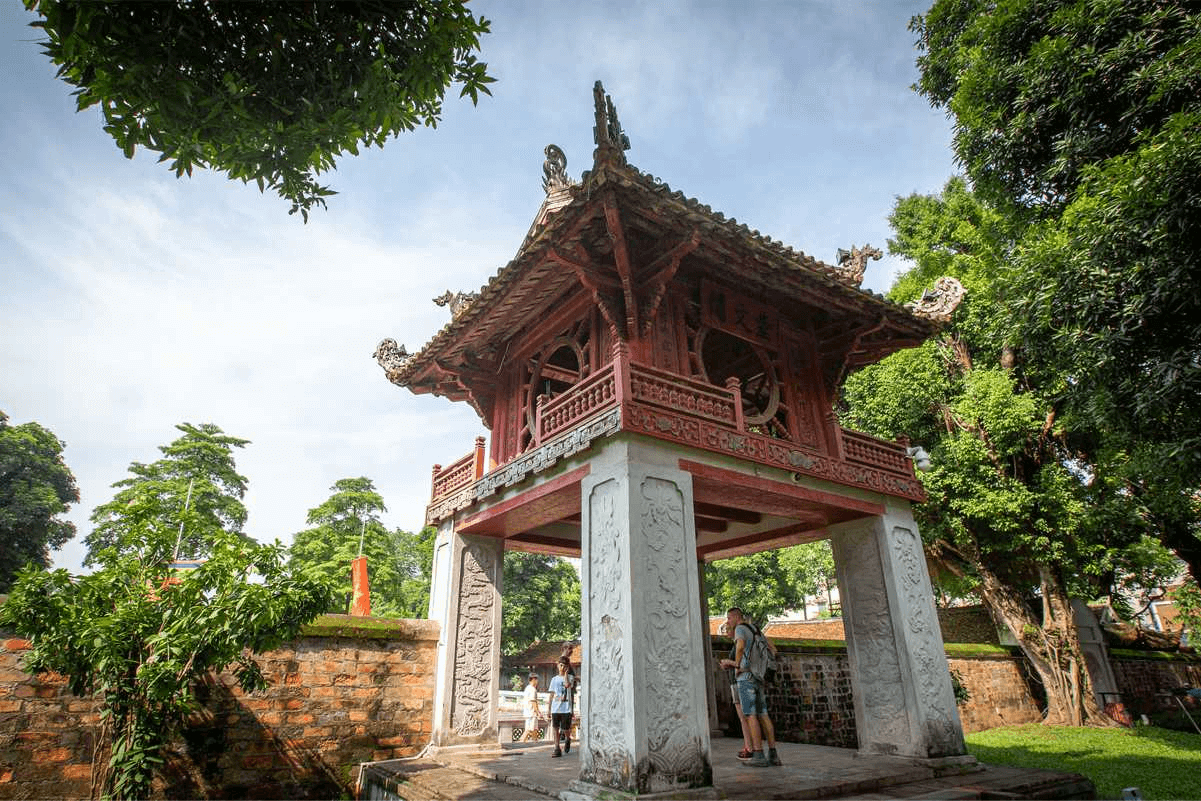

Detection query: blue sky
xmin=0 ymin=1 xmax=956 ymax=575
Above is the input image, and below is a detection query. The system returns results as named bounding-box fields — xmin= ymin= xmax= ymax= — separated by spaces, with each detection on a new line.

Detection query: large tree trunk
xmin=930 ymin=547 xmax=1113 ymax=726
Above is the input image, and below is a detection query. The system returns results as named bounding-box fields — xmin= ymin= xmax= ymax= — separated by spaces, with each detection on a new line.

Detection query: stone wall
xmin=0 ymin=617 xmax=437 ymax=800
xmin=946 ymin=655 xmax=1043 ymax=731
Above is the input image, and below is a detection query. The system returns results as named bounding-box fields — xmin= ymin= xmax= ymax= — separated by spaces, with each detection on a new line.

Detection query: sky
xmin=0 ymin=1 xmax=957 ymax=576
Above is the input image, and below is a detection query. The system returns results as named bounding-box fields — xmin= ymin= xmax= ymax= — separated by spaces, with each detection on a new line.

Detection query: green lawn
xmin=966 ymin=724 xmax=1201 ymax=800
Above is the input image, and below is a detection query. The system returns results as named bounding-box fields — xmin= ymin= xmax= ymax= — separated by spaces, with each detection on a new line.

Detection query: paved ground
xmin=359 ymin=737 xmax=1096 ymax=800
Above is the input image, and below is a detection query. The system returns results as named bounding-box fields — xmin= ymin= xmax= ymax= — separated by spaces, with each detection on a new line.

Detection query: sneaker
xmin=742 ymin=751 xmax=769 ymax=768
xmin=552 ymin=750 xmax=562 ymax=758
xmin=564 ymin=739 xmax=571 ymax=754
xmin=737 ymin=747 xmax=753 ymax=760
xmin=769 ymin=748 xmax=782 ymax=766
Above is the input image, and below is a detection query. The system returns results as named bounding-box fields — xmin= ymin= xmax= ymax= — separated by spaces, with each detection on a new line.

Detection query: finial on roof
xmin=542 ymin=144 xmax=572 ymax=194
xmin=374 ymin=338 xmax=411 ymax=375
xmin=593 ymin=81 xmax=630 ymax=164
xmin=906 ymin=276 xmax=966 ymax=322
xmin=433 ymin=290 xmax=479 ymax=319
xmin=834 ymin=244 xmax=882 ymax=287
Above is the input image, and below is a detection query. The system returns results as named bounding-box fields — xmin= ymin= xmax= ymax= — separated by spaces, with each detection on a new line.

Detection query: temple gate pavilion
xmin=375 ymin=83 xmax=969 ymax=798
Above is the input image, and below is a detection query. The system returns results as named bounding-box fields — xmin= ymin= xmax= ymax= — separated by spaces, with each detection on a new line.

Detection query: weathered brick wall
xmin=711 ymin=640 xmax=1045 ymax=745
xmin=947 ymin=655 xmax=1042 ymax=731
xmin=1110 ymin=656 xmax=1201 ymax=717
xmin=0 ymin=617 xmax=437 ymax=800
xmin=711 ymin=639 xmax=857 ymax=748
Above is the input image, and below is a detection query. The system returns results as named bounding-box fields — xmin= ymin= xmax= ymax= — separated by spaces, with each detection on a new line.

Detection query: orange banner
xmin=350 ymin=556 xmax=371 ymax=617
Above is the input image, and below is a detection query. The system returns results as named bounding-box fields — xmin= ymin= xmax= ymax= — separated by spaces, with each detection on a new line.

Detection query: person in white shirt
xmin=521 ymin=673 xmax=542 ymax=741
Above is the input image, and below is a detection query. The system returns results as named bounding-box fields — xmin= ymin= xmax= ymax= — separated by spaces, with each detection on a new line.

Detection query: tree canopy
xmin=502 ymin=551 xmax=580 ymax=655
xmin=841 ymin=178 xmax=1172 ymax=725
xmin=287 ymin=477 xmax=433 ymax=618
xmin=0 ymin=411 xmax=79 ymax=591
xmin=23 ymin=0 xmax=494 ymax=220
xmin=705 ymin=542 xmax=836 ymax=627
xmin=85 ymin=422 xmax=250 ymax=565
xmin=911 ymin=0 xmax=1201 ymax=580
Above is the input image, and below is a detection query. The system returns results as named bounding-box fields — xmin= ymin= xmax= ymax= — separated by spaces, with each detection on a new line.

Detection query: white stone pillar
xmin=576 ymin=442 xmax=713 ymax=796
xmin=428 ymin=525 xmax=504 ymax=749
xmin=829 ymin=504 xmax=967 ymax=760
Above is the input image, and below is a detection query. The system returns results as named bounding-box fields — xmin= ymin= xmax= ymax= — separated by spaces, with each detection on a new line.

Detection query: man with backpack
xmin=718 ymin=607 xmax=781 ymax=768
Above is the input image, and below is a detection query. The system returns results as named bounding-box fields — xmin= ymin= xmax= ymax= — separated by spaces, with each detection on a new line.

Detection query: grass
xmin=966 ymin=723 xmax=1201 ymax=800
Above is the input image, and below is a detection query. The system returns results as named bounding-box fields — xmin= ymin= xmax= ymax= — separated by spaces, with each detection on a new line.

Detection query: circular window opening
xmin=526 ymin=338 xmax=584 ymax=440
xmin=698 ymin=328 xmax=779 ymax=425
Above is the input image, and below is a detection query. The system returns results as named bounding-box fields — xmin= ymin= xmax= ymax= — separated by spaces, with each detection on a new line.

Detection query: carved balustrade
xmin=536 ymin=362 xmax=618 ymax=443
xmin=628 ymin=363 xmax=739 ymax=426
xmin=431 ymin=437 xmax=486 ymax=503
xmin=839 ymin=428 xmax=913 ymax=478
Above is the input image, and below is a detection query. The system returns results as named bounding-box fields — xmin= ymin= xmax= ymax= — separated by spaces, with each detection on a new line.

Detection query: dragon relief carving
xmin=451 ymin=543 xmax=496 ymax=736
xmin=905 ymin=276 xmax=966 ymax=322
xmin=640 ymin=477 xmax=705 ymax=789
xmin=835 ymin=244 xmax=883 ymax=287
xmin=373 ymin=338 xmax=411 ymax=375
xmin=433 ymin=290 xmax=479 ymax=320
xmin=585 ymin=480 xmax=632 ymax=788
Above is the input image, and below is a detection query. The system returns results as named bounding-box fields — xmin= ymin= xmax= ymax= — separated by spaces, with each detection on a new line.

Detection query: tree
xmin=842 ymin=178 xmax=1151 ymax=726
xmin=85 ymin=423 xmax=249 ymax=566
xmin=0 ymin=507 xmax=334 ymax=800
xmin=501 ymin=552 xmax=580 ymax=655
xmin=0 ymin=412 xmax=79 ymax=591
xmin=705 ymin=542 xmax=835 ymax=626
xmin=287 ymin=477 xmax=432 ymax=617
xmin=22 ymin=0 xmax=494 ymax=220
xmin=911 ymin=0 xmax=1201 ymax=580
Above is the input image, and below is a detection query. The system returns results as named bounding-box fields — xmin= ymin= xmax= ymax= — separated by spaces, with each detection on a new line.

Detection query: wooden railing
xmin=536 ymin=362 xmax=618 ymax=443
xmin=840 ymin=428 xmax=913 ymax=477
xmin=430 ymin=436 xmax=486 ymax=502
xmin=629 ymin=363 xmax=739 ymax=426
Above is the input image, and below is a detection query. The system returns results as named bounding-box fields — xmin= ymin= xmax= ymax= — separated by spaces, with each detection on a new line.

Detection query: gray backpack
xmin=742 ymin=622 xmax=778 ymax=685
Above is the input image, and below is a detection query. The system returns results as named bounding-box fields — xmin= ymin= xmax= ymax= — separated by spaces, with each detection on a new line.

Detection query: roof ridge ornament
xmin=835 ymin=244 xmax=882 ymax=287
xmin=905 ymin=276 xmax=966 ymax=322
xmin=433 ymin=290 xmax=479 ymax=319
xmin=542 ymin=144 xmax=573 ymax=194
xmin=592 ymin=81 xmax=630 ymax=165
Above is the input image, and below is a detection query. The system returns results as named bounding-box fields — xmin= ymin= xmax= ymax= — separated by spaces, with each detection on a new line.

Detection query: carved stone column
xmin=428 ymin=525 xmax=504 ymax=749
xmin=575 ymin=441 xmax=714 ymax=797
xmin=829 ymin=503 xmax=968 ymax=761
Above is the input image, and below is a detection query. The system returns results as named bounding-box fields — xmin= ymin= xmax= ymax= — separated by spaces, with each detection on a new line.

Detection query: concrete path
xmin=359 ymin=737 xmax=1095 ymax=800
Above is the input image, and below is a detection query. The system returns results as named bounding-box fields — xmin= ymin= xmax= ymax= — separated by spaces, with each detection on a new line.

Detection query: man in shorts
xmin=718 ymin=607 xmax=780 ymax=768
xmin=549 ymin=658 xmax=574 ymax=757
xmin=521 ymin=673 xmax=542 ymax=742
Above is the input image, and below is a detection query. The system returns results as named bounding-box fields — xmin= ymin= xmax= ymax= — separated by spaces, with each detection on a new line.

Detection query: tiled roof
xmin=382 ymin=155 xmax=935 ymax=401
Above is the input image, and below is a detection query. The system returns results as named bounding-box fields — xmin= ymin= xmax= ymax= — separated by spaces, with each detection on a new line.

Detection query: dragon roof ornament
xmin=835 ymin=244 xmax=882 ymax=287
xmin=433 ymin=290 xmax=479 ymax=320
xmin=542 ymin=144 xmax=574 ymax=194
xmin=905 ymin=276 xmax=966 ymax=322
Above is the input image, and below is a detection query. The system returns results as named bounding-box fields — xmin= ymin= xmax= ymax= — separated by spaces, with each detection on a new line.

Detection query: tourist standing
xmin=718 ymin=607 xmax=780 ymax=767
xmin=549 ymin=658 xmax=574 ymax=757
xmin=521 ymin=673 xmax=542 ymax=742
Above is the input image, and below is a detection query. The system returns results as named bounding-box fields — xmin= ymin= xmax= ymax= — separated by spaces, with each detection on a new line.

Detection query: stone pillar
xmin=428 ymin=523 xmax=504 ymax=749
xmin=829 ymin=503 xmax=967 ymax=761
xmin=575 ymin=443 xmax=714 ymax=797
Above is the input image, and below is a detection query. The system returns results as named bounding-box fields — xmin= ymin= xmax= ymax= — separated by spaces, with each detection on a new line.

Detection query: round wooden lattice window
xmin=525 ymin=337 xmax=585 ymax=442
xmin=696 ymin=327 xmax=780 ymax=425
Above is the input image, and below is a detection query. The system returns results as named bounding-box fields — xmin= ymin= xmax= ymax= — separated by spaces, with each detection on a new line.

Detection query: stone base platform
xmin=358 ymin=738 xmax=1095 ymax=800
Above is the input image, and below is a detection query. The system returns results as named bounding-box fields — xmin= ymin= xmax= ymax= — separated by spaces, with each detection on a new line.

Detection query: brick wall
xmin=947 ymin=656 xmax=1043 ymax=731
xmin=0 ymin=617 xmax=437 ymax=800
xmin=1110 ymin=656 xmax=1201 ymax=717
